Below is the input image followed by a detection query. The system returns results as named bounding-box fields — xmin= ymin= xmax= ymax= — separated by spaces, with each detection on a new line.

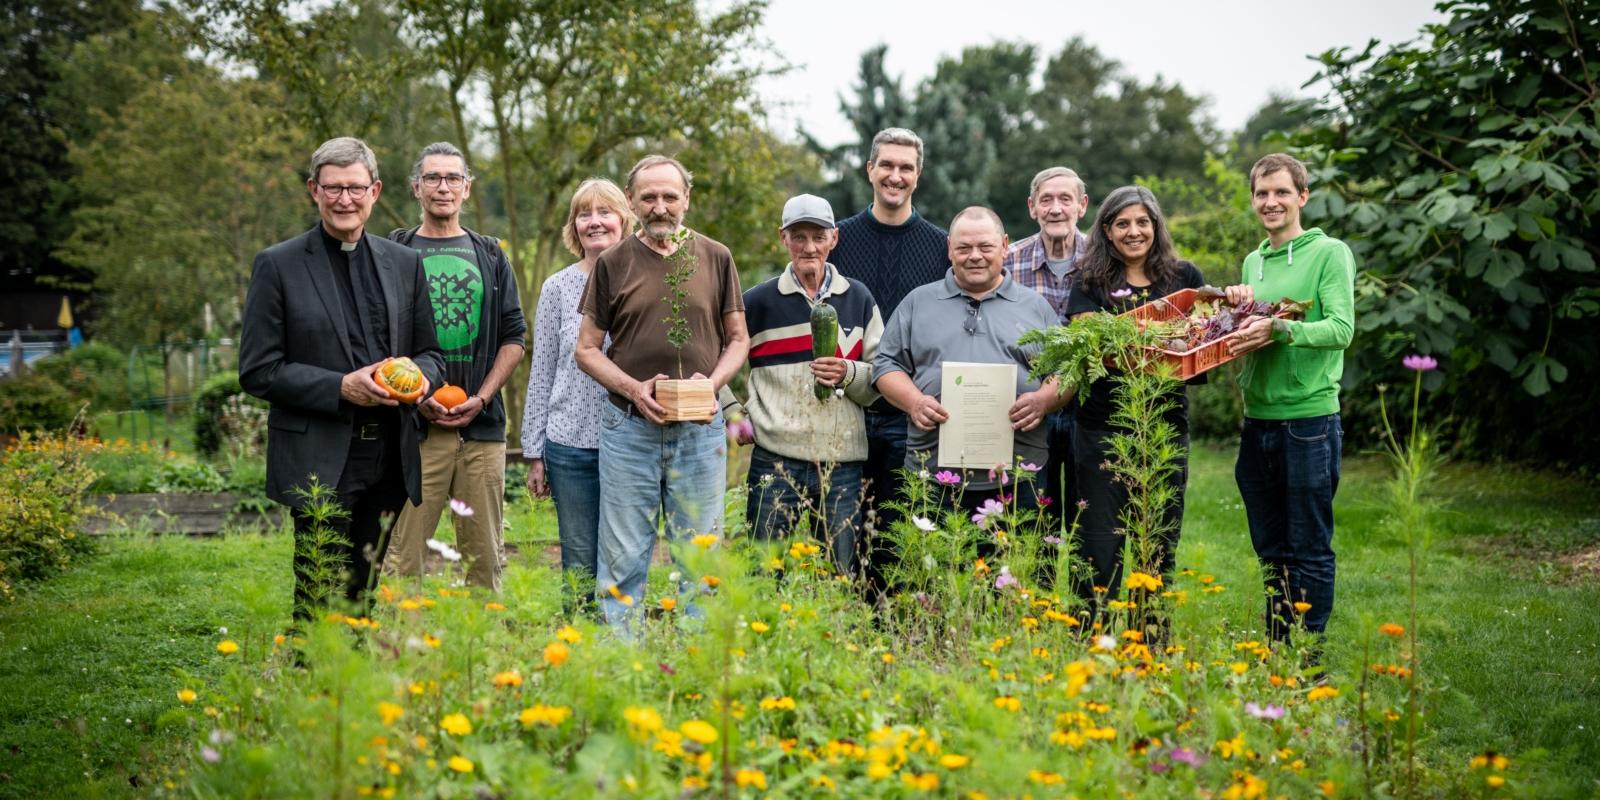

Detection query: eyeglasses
xmin=419 ymin=173 xmax=469 ymax=189
xmin=963 ymin=298 xmax=983 ymax=335
xmin=318 ymin=183 xmax=373 ymax=199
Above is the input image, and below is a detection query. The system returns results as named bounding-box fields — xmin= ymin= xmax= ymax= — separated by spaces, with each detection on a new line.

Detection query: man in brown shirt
xmin=576 ymin=154 xmax=748 ymax=630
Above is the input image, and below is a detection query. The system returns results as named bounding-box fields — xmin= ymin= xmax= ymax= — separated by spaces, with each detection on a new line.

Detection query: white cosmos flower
xmin=912 ymin=516 xmax=937 ymax=532
xmin=1095 ymin=634 xmax=1118 ymax=651
xmin=448 ymin=498 xmax=475 ymax=517
xmin=425 ymin=538 xmax=462 ymax=562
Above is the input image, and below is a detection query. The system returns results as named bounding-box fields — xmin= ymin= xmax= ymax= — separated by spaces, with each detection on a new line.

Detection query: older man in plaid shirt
xmin=1003 ymin=166 xmax=1090 ymax=532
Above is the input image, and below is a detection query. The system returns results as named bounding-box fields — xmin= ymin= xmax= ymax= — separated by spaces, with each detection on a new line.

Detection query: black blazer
xmin=239 ymin=225 xmax=445 ymax=508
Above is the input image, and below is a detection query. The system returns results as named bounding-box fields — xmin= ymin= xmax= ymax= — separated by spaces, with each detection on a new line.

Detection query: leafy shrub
xmin=82 ymin=439 xmax=172 ymax=494
xmin=0 ymin=431 xmax=100 ymax=599
xmin=193 ymin=372 xmax=266 ymax=459
xmin=1188 ymin=363 xmax=1245 ymax=442
xmin=153 ymin=460 xmax=228 ymax=493
xmin=0 ymin=373 xmax=84 ymax=434
xmin=31 ymin=342 xmax=129 ymax=411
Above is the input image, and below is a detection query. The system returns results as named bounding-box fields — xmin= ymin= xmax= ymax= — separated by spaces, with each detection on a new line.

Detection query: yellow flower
xmin=216 ymin=640 xmax=239 ymax=655
xmin=734 ymin=768 xmax=767 ymax=790
xmin=659 ymin=597 xmax=678 ymax=611
xmin=1217 ymin=732 xmax=1247 ymax=759
xmin=700 ymin=575 xmax=721 ymax=588
xmin=519 ymin=704 xmax=572 ymax=728
xmin=423 ymin=633 xmax=442 ymax=648
xmin=1487 ymin=775 xmax=1506 ymax=788
xmin=690 ymin=533 xmax=718 ymax=549
xmin=555 ymin=625 xmax=582 ymax=644
xmin=483 ymin=601 xmax=506 ymax=611
xmin=1028 ymin=769 xmax=1064 ymax=785
xmin=446 ymin=755 xmax=473 ymax=773
xmin=993 ymin=696 xmax=1021 ymax=712
xmin=378 ymin=702 xmax=405 ymax=725
xmin=939 ymin=754 xmax=971 ymax=769
xmin=606 ymin=585 xmax=635 ymax=606
xmin=543 ymin=641 xmax=570 ymax=667
xmin=624 ymin=706 xmax=663 ymax=735
xmin=749 ymin=621 xmax=770 ymax=633
xmin=1231 ymin=662 xmax=1249 ymax=674
xmin=176 ymin=689 xmax=197 ymax=704
xmin=491 ymin=670 xmax=523 ymax=688
xmin=440 ymin=713 xmax=473 ymax=736
xmin=1125 ymin=571 xmax=1163 ymax=592
xmin=759 ymin=696 xmax=797 ymax=711
xmin=811 ymin=774 xmax=837 ymax=791
xmin=680 ymin=719 xmax=718 ymax=745
xmin=1293 ymin=601 xmax=1313 ymax=613
xmin=1379 ymin=622 xmax=1405 ymax=637
xmin=1307 ymin=686 xmax=1340 ymax=702
xmin=901 ymin=771 xmax=939 ymax=791
xmin=681 ymin=774 xmax=707 ymax=790
xmin=881 ymin=653 xmax=895 ymax=664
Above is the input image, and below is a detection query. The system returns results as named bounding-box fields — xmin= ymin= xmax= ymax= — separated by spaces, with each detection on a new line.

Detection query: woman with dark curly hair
xmin=1064 ymin=185 xmax=1205 ymax=631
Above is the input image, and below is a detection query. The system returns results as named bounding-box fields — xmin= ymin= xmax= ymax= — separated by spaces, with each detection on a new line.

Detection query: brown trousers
xmin=382 ymin=427 xmax=506 ymax=590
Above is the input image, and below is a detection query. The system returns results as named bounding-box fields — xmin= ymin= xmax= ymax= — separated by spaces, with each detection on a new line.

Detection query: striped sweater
xmin=732 ymin=264 xmax=883 ymax=463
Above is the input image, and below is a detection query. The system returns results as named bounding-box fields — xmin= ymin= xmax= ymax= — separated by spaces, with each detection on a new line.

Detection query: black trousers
xmin=1071 ymin=424 xmax=1188 ymax=628
xmin=859 ymin=409 xmax=909 ymax=595
xmin=289 ymin=426 xmax=407 ymax=621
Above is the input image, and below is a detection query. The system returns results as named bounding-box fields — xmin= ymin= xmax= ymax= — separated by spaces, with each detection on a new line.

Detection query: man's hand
xmin=630 ymin=373 xmax=670 ymax=425
xmin=432 ymin=395 xmax=487 ymax=429
xmin=1227 ymin=316 xmax=1276 ymax=356
xmin=810 ymin=357 xmax=849 ymax=388
xmin=908 ymin=393 xmax=949 ymax=431
xmin=1009 ymin=388 xmax=1052 ymax=432
xmin=526 ymin=458 xmax=548 ymax=498
xmin=1224 ymin=284 xmax=1255 ymax=306
xmin=342 ymin=359 xmax=400 ymax=407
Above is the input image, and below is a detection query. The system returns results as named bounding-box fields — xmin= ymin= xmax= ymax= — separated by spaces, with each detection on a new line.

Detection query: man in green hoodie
xmin=1224 ymin=153 xmax=1356 ymax=649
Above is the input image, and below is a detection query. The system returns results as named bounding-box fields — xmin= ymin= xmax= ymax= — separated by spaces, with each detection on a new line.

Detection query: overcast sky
xmin=755 ymin=0 xmax=1448 ymax=146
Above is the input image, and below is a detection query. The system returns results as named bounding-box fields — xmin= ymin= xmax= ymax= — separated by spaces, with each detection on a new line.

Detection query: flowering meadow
xmin=163 ymin=474 xmax=1506 ymax=800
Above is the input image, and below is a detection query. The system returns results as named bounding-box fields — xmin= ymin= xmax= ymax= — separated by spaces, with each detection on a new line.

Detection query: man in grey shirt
xmin=873 ymin=206 xmax=1069 ymax=508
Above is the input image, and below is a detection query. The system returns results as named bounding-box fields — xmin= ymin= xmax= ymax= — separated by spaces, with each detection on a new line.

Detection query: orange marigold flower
xmin=543 ymin=641 xmax=570 ymax=667
xmin=1379 ymin=623 xmax=1405 ymax=637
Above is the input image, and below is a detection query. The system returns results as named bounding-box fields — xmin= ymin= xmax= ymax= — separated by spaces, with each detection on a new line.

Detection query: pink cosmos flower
xmin=449 ymin=498 xmax=474 ymax=517
xmin=1402 ymin=354 xmax=1438 ymax=372
xmin=1111 ymin=288 xmax=1134 ymax=299
xmin=994 ymin=566 xmax=1019 ymax=590
xmin=1245 ymin=701 xmax=1286 ymax=720
xmin=1043 ymin=535 xmax=1063 ymax=545
xmin=970 ymin=498 xmax=1005 ymax=528
xmin=934 ymin=470 xmax=962 ymax=486
xmin=1020 ymin=462 xmax=1041 ymax=472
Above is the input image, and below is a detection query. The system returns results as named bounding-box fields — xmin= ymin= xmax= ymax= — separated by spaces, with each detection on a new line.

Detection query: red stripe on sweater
xmin=749 ymin=334 xmax=813 ymax=359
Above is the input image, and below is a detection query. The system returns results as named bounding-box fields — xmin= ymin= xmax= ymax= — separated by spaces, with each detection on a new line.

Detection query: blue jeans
xmin=594 ymin=404 xmax=726 ymax=629
xmin=745 ymin=446 xmax=862 ymax=574
xmin=1236 ymin=414 xmax=1342 ymax=639
xmin=545 ymin=440 xmax=600 ymax=579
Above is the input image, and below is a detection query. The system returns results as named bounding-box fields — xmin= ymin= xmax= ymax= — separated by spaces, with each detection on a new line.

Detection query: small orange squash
xmin=373 ymin=357 xmax=425 ymax=403
xmin=433 ymin=383 xmax=469 ymax=409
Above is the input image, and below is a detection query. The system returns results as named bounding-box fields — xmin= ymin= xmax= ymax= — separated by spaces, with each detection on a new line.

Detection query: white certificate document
xmin=937 ymin=362 xmax=1017 ymax=469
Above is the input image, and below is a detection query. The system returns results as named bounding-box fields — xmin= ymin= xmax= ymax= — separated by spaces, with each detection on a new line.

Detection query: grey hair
xmin=1029 ymin=166 xmax=1087 ymax=200
xmin=625 ymin=154 xmax=694 ymax=194
xmin=410 ymin=142 xmax=472 ymax=182
xmin=310 ymin=137 xmax=378 ymax=183
xmin=949 ymin=205 xmax=1005 ymax=236
xmin=869 ymin=127 xmax=925 ymax=171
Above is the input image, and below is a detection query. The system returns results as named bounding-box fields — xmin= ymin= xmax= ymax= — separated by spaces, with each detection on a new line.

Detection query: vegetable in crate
xmin=1157 ymin=287 xmax=1312 ymax=352
xmin=811 ymin=301 xmax=839 ymax=400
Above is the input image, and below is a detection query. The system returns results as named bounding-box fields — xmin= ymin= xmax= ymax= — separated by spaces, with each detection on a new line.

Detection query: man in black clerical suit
xmin=240 ymin=136 xmax=445 ymax=620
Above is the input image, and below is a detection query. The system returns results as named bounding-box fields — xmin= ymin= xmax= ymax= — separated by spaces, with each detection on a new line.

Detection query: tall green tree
xmin=1292 ymin=0 xmax=1599 ymax=464
xmin=0 ymin=0 xmax=140 ymax=293
xmin=55 ymin=11 xmax=307 ymax=347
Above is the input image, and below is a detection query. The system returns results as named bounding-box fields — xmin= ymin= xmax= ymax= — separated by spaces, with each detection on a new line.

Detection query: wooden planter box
xmin=656 ymin=378 xmax=717 ymax=422
xmin=83 ymin=492 xmax=284 ymax=535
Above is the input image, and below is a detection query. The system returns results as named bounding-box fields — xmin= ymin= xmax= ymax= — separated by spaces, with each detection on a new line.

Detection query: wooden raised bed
xmin=83 ymin=492 xmax=284 ymax=535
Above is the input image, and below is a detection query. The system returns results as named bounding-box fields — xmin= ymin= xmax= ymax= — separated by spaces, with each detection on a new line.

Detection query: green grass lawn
xmin=1 ymin=446 xmax=1596 ymax=798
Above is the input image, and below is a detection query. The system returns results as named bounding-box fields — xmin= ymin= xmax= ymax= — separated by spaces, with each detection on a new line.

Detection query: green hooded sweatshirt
xmin=1236 ymin=227 xmax=1356 ymax=419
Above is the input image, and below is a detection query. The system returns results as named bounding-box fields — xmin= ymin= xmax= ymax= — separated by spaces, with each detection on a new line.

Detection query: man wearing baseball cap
xmin=726 ymin=194 xmax=884 ymax=573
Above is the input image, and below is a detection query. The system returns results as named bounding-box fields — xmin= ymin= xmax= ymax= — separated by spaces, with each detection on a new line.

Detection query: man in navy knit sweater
xmin=831 ymin=127 xmax=950 ymax=590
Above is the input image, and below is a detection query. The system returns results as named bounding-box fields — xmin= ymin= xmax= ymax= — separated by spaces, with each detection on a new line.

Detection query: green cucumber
xmin=811 ymin=301 xmax=839 ymax=400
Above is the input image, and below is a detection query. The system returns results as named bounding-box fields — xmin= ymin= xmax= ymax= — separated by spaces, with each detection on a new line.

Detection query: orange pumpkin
xmin=433 ymin=383 xmax=469 ymax=409
xmin=373 ymin=357 xmax=425 ymax=403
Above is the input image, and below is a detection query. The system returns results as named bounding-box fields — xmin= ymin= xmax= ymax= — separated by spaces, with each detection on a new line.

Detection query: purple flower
xmin=1076 ymin=499 xmax=1089 ymax=511
xmin=1168 ymin=747 xmax=1203 ymax=766
xmin=994 ymin=566 xmax=1019 ymax=590
xmin=727 ymin=417 xmax=754 ymax=442
xmin=1245 ymin=701 xmax=1286 ymax=721
xmin=1037 ymin=495 xmax=1054 ymax=508
xmin=1402 ymin=354 xmax=1438 ymax=372
xmin=986 ymin=465 xmax=1011 ymax=486
xmin=1111 ymin=288 xmax=1134 ymax=299
xmin=1020 ymin=462 xmax=1042 ymax=472
xmin=970 ymin=498 xmax=1005 ymax=528
xmin=1149 ymin=761 xmax=1170 ymax=774
xmin=934 ymin=470 xmax=962 ymax=486
xmin=448 ymin=498 xmax=475 ymax=517
xmin=1043 ymin=535 xmax=1063 ymax=545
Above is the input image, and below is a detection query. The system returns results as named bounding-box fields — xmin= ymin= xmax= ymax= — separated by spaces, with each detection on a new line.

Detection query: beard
xmin=642 ymin=213 xmax=680 ymax=241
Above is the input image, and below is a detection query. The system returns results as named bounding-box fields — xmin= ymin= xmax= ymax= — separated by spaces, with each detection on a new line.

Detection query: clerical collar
xmin=341 ymin=240 xmax=358 ymax=252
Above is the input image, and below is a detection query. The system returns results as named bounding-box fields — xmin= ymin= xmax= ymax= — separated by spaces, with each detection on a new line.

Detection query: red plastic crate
xmin=1119 ymin=288 xmax=1258 ymax=380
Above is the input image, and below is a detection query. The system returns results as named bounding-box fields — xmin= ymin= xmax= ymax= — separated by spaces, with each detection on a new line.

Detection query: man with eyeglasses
xmin=872 ymin=206 xmax=1066 ymax=516
xmin=240 ymin=136 xmax=445 ymax=622
xmin=380 ymin=142 xmax=527 ymax=592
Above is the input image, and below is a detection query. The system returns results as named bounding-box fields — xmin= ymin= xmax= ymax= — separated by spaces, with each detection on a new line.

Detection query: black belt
xmin=354 ymin=422 xmax=384 ymax=440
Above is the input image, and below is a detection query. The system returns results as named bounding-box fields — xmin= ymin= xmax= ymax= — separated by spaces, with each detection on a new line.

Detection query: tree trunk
xmin=448 ymin=84 xmax=487 ymax=232
xmin=490 ymin=89 xmax=531 ymax=445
